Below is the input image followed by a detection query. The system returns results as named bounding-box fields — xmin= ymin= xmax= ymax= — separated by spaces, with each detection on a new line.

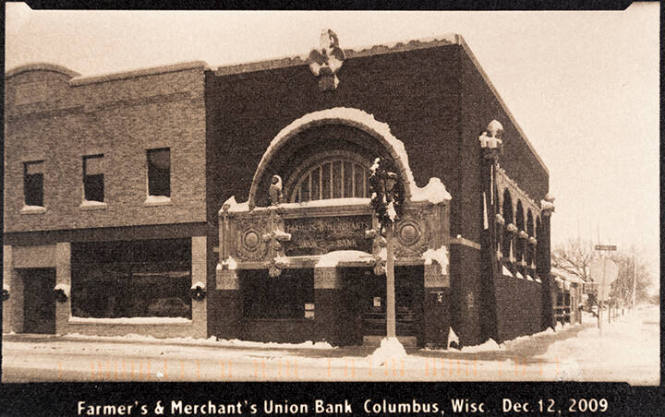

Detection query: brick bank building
xmin=3 ymin=33 xmax=557 ymax=348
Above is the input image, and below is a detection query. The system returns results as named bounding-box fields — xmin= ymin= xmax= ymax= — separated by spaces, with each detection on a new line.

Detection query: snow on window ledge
xmin=144 ymin=195 xmax=172 ymax=206
xmin=20 ymin=205 xmax=46 ymax=214
xmin=79 ymin=200 xmax=108 ymax=210
xmin=68 ymin=316 xmax=192 ymax=325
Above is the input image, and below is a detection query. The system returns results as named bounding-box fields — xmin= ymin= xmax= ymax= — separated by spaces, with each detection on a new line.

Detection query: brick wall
xmin=4 ymin=63 xmax=207 ymax=233
xmin=494 ymin=276 xmax=543 ymax=342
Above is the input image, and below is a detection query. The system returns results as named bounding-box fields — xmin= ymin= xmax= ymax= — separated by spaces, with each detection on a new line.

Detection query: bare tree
xmin=552 ymin=238 xmax=594 ymax=282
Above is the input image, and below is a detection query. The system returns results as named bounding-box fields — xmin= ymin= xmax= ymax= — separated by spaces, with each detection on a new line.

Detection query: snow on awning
xmin=551 ymin=267 xmax=584 ymax=284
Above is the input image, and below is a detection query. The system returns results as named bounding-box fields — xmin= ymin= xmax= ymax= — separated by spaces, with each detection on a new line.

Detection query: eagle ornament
xmin=308 ymin=29 xmax=346 ymax=91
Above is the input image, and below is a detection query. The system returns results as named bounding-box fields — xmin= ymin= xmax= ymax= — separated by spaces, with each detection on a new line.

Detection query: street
xmin=2 ymin=305 xmax=658 ymax=384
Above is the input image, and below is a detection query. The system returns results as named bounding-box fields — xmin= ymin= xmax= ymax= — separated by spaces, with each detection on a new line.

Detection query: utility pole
xmin=367 ymin=157 xmax=404 ymax=340
xmin=631 ymin=253 xmax=637 ymax=309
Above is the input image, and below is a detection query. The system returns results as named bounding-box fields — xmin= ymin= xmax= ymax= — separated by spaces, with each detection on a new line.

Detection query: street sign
xmin=589 ymin=258 xmax=619 ymax=301
xmin=594 ymin=244 xmax=617 ymax=251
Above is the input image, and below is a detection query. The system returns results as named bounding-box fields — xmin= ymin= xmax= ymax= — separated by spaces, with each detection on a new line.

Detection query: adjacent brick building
xmin=3 ymin=32 xmax=557 ymax=348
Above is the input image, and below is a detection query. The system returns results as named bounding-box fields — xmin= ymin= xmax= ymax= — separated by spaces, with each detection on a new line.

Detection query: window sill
xmin=68 ymin=316 xmax=192 ymax=325
xmin=144 ymin=196 xmax=172 ymax=206
xmin=20 ymin=205 xmax=46 ymax=215
xmin=79 ymin=201 xmax=108 ymax=210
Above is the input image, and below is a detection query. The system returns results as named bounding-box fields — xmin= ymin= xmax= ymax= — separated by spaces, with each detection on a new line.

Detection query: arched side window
xmin=526 ymin=210 xmax=534 ymax=267
xmin=516 ymin=201 xmax=525 ymax=263
xmin=535 ymin=216 xmax=543 ymax=273
xmin=502 ymin=189 xmax=513 ymax=259
xmin=288 ymin=151 xmax=371 ymax=203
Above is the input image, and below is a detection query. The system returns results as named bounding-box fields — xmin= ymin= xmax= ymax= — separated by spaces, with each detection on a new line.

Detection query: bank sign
xmin=284 ymin=215 xmax=372 ymax=256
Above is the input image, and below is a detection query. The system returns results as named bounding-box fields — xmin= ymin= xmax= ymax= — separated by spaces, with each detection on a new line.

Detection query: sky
xmin=4 ymin=3 xmax=660 ymax=286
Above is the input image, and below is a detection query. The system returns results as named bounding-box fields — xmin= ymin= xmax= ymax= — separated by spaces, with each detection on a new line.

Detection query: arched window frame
xmin=284 ymin=150 xmax=372 ymax=203
xmin=502 ymin=189 xmax=514 ymax=260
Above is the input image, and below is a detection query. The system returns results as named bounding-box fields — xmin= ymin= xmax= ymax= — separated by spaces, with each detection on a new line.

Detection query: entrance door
xmin=22 ymin=268 xmax=56 ymax=334
xmin=356 ymin=267 xmax=423 ymax=338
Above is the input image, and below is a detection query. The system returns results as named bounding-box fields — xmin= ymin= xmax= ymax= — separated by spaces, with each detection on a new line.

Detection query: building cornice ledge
xmin=213 ymin=33 xmax=461 ymax=76
xmin=6 ymin=63 xmax=80 ymax=79
xmin=69 ymin=61 xmax=211 ymax=87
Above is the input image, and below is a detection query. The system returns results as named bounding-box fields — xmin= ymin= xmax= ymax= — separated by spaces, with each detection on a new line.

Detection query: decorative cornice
xmin=214 ymin=34 xmax=459 ymax=77
xmin=6 ymin=63 xmax=80 ymax=79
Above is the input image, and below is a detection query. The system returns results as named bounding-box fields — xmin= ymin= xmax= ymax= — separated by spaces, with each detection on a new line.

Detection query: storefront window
xmin=71 ymin=239 xmax=191 ymax=319
xmin=241 ymin=269 xmax=314 ymax=319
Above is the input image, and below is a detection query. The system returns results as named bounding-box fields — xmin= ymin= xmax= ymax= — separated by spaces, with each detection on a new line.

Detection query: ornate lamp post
xmin=367 ymin=157 xmax=404 ymax=338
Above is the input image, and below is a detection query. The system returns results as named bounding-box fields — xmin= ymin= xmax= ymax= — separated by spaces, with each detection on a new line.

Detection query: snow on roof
xmin=411 ymin=177 xmax=452 ymax=203
xmin=421 ymin=246 xmax=449 ymax=272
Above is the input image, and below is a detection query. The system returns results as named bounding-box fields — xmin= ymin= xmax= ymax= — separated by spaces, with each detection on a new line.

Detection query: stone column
xmin=191 ymin=236 xmax=207 ymax=338
xmin=313 ymin=266 xmax=345 ymax=345
xmin=215 ymin=262 xmax=242 ymax=340
xmin=540 ymin=195 xmax=555 ymax=329
xmin=479 ymin=121 xmax=503 ymax=343
xmin=55 ymin=242 xmax=71 ymax=335
xmin=3 ymin=245 xmax=17 ymax=333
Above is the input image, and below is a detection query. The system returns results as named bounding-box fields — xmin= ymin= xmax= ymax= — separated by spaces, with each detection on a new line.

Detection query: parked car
xmin=147 ymin=297 xmax=190 ymax=317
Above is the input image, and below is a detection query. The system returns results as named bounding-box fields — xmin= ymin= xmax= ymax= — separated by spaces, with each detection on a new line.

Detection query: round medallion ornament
xmin=242 ymin=230 xmax=260 ymax=251
xmin=397 ymin=221 xmax=421 ymax=246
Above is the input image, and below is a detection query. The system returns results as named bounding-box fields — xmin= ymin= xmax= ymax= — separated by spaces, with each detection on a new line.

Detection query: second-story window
xmin=83 ymin=154 xmax=104 ymax=202
xmin=24 ymin=160 xmax=44 ymax=207
xmin=147 ymin=148 xmax=170 ymax=197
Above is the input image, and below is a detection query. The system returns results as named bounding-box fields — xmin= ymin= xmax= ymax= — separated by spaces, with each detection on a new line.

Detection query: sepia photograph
xmin=2 ymin=1 xmax=659 ymax=395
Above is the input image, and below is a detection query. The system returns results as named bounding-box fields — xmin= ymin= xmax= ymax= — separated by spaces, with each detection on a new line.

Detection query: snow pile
xmin=368 ymin=337 xmax=408 ymax=365
xmin=3 ymin=283 xmax=10 ymax=292
xmin=216 ymin=338 xmax=334 ymax=350
xmin=217 ymin=256 xmax=238 ymax=271
xmin=63 ymin=332 xmax=335 ymax=350
xmin=460 ymin=338 xmax=503 ymax=353
xmin=411 ymin=177 xmax=452 ymax=203
xmin=502 ymin=265 xmax=512 ymax=276
xmin=515 ymin=271 xmax=524 ymax=279
xmin=190 ymin=281 xmax=205 ymax=290
xmin=536 ymin=306 xmax=659 ymax=384
xmin=421 ymin=246 xmax=449 ymax=272
xmin=315 ymin=250 xmax=374 ymax=268
xmin=54 ymin=283 xmax=70 ymax=297
xmin=447 ymin=327 xmax=459 ymax=348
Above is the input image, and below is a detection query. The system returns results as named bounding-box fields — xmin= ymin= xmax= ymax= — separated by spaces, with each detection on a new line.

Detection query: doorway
xmin=343 ymin=266 xmax=423 ymax=343
xmin=21 ymin=268 xmax=56 ymax=334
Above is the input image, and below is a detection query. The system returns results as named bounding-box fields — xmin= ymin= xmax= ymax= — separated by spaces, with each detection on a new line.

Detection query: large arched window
xmin=288 ymin=151 xmax=371 ymax=203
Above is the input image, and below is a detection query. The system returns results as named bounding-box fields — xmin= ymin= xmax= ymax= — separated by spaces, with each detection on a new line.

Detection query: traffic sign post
xmin=590 ymin=244 xmax=618 ymax=332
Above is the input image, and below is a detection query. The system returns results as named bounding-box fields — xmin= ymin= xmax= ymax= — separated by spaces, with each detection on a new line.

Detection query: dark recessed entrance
xmin=21 ymin=268 xmax=56 ymax=334
xmin=343 ymin=266 xmax=424 ymax=345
